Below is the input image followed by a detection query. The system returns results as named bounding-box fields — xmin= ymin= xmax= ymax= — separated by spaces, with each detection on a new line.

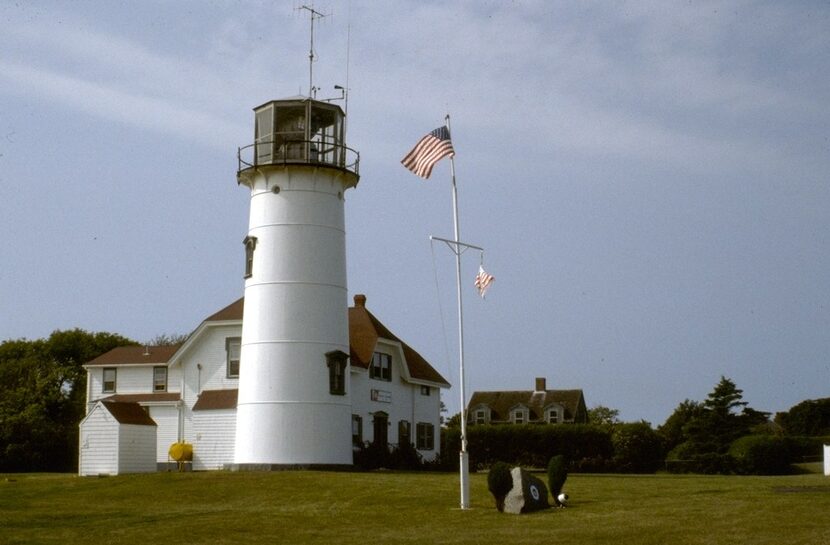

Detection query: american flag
xmin=474 ymin=265 xmax=494 ymax=298
xmin=401 ymin=125 xmax=455 ymax=179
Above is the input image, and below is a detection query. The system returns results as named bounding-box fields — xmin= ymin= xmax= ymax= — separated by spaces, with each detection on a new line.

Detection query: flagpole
xmin=445 ymin=114 xmax=471 ymax=510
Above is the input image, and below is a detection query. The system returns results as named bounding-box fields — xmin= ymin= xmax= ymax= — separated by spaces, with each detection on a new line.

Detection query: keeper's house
xmin=79 ymin=294 xmax=449 ymax=474
xmin=467 ymin=378 xmax=588 ymax=426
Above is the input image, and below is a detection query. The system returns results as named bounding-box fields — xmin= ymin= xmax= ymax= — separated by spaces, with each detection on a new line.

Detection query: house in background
xmin=467 ymin=377 xmax=588 ymax=425
xmin=80 ymin=294 xmax=449 ymax=474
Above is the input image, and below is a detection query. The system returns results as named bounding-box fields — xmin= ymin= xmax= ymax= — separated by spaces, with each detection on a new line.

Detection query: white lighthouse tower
xmin=233 ymin=97 xmax=359 ymax=467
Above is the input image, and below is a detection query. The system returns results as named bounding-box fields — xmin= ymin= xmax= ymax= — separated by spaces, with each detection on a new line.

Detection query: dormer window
xmin=243 ymin=236 xmax=257 ymax=279
xmin=369 ymin=352 xmax=391 ymax=382
xmin=545 ymin=407 xmax=561 ymax=424
xmin=511 ymin=406 xmax=528 ymax=425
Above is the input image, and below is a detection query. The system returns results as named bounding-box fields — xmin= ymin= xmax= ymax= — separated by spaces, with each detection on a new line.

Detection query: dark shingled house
xmin=467 ymin=378 xmax=588 ymax=425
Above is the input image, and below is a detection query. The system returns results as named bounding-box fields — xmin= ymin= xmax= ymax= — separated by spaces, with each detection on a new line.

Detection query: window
xmin=474 ymin=409 xmax=487 ymax=425
xmin=326 ymin=350 xmax=348 ymax=395
xmin=546 ymin=408 xmax=560 ymax=424
xmin=243 ymin=236 xmax=257 ymax=279
xmin=369 ymin=352 xmax=391 ymax=382
xmin=153 ymin=366 xmax=167 ymax=392
xmin=398 ymin=420 xmax=411 ymax=447
xmin=420 ymin=385 xmax=431 ymax=396
xmin=512 ymin=408 xmax=527 ymax=424
xmin=416 ymin=422 xmax=435 ymax=450
xmin=372 ymin=412 xmax=388 ymax=448
xmin=102 ymin=368 xmax=116 ymax=393
xmin=226 ymin=337 xmax=241 ymax=378
xmin=352 ymin=415 xmax=363 ymax=447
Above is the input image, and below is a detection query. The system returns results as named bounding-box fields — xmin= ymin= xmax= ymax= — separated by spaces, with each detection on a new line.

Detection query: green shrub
xmin=487 ymin=462 xmax=513 ymax=512
xmin=547 ymin=455 xmax=568 ymax=505
xmin=665 ymin=443 xmax=735 ymax=474
xmin=441 ymin=424 xmax=614 ymax=471
xmin=729 ymin=435 xmax=791 ymax=475
xmin=611 ymin=422 xmax=663 ymax=473
xmin=783 ymin=435 xmax=830 ymax=463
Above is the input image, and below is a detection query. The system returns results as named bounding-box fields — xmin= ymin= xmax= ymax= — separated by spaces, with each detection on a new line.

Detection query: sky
xmin=1 ymin=0 xmax=828 ymax=426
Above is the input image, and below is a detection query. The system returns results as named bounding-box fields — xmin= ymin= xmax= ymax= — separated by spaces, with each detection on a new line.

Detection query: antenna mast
xmin=299 ymin=5 xmax=326 ymax=97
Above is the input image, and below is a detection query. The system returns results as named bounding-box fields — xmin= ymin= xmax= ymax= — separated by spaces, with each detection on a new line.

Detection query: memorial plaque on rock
xmin=503 ymin=467 xmax=550 ymax=514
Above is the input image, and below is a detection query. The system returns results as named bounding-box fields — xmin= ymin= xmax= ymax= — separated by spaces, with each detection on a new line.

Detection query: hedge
xmin=441 ymin=424 xmax=614 ymax=471
xmin=729 ymin=435 xmax=791 ymax=475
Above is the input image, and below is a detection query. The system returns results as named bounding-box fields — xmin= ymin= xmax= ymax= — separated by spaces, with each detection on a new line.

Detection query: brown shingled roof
xmin=193 ymin=389 xmax=238 ymax=411
xmin=349 ymin=294 xmax=449 ymax=387
xmin=100 ymin=401 xmax=157 ymax=426
xmin=199 ymin=294 xmax=449 ymax=387
xmin=468 ymin=389 xmax=587 ymax=423
xmin=204 ymin=297 xmax=244 ymax=322
xmin=86 ymin=345 xmax=180 ymax=366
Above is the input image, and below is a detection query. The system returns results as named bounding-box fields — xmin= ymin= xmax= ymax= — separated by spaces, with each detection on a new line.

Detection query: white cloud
xmin=0 ymin=59 xmax=244 ymax=150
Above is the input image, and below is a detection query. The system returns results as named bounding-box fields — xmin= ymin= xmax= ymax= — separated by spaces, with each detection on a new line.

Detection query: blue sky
xmin=1 ymin=0 xmax=828 ymax=425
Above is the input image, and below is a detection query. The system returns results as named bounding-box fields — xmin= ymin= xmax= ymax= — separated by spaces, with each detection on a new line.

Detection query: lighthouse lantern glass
xmin=250 ymin=100 xmax=347 ymax=168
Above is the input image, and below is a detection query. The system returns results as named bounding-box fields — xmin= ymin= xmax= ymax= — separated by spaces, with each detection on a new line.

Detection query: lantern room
xmin=237 ymin=97 xmax=359 ymax=177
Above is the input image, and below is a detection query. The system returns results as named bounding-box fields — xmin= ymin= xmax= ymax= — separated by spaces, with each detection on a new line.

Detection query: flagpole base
xmin=459 ymin=451 xmax=470 ymax=509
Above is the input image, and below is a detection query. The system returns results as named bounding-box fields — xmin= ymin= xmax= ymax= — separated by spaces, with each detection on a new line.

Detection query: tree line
xmin=442 ymin=376 xmax=830 ymax=475
xmin=2 ymin=328 xmax=828 ymax=474
xmin=0 ymin=329 xmax=175 ymax=473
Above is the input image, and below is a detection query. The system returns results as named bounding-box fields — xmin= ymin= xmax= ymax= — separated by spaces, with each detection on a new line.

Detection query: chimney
xmin=354 ymin=294 xmax=367 ymax=308
xmin=535 ymin=377 xmax=546 ymax=392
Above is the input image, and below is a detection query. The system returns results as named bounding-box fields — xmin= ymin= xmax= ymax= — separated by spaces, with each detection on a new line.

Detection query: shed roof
xmin=102 ymin=393 xmax=181 ymax=404
xmin=100 ymin=401 xmax=157 ymax=426
xmin=193 ymin=389 xmax=238 ymax=411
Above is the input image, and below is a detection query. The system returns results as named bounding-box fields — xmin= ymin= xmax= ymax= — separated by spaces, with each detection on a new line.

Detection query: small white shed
xmin=78 ymin=400 xmax=157 ymax=476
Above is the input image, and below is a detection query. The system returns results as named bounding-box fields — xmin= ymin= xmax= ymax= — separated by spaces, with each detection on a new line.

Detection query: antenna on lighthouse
xmin=298 ymin=4 xmax=327 ymax=98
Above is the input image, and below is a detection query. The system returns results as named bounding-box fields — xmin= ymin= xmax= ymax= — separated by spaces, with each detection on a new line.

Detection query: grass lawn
xmin=1 ymin=470 xmax=828 ymax=545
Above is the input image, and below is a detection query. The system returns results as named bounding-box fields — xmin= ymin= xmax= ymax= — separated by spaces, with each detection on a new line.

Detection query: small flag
xmin=474 ymin=265 xmax=494 ymax=298
xmin=401 ymin=125 xmax=455 ymax=179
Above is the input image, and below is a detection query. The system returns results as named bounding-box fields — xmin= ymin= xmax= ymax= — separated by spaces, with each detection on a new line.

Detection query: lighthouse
xmin=233 ymin=97 xmax=359 ymax=467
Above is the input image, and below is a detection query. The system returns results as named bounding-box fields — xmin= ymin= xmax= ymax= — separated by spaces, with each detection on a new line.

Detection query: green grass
xmin=1 ymin=471 xmax=829 ymax=545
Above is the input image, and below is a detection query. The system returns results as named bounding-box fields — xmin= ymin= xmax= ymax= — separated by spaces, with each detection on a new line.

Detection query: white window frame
xmin=102 ymin=367 xmax=116 ymax=393
xmin=153 ymin=366 xmax=167 ymax=392
xmin=369 ymin=352 xmax=392 ymax=382
xmin=226 ymin=337 xmax=241 ymax=378
xmin=511 ymin=407 xmax=528 ymax=425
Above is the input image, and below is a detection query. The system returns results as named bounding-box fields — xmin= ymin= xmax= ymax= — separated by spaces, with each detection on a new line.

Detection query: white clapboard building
xmin=80 ymin=294 xmax=449 ymax=473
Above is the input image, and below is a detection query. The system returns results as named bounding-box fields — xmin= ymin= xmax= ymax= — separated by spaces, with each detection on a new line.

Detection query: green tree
xmin=668 ymin=377 xmax=769 ymax=473
xmin=0 ymin=329 xmax=136 ymax=472
xmin=612 ymin=422 xmax=663 ymax=473
xmin=587 ymin=405 xmax=621 ymax=426
xmin=775 ymin=398 xmax=830 ymax=436
xmin=658 ymin=399 xmax=704 ymax=452
xmin=147 ymin=333 xmax=189 ymax=346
